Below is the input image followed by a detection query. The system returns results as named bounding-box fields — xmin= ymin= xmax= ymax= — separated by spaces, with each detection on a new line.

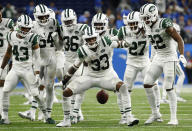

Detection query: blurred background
xmin=0 ymin=0 xmax=191 ymax=84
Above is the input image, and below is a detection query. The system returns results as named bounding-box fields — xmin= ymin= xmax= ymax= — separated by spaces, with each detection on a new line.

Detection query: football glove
xmin=179 ymin=55 xmax=187 ymax=67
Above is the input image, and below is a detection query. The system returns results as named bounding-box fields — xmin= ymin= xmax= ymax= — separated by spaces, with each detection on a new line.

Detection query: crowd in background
xmin=0 ymin=0 xmax=192 ymax=83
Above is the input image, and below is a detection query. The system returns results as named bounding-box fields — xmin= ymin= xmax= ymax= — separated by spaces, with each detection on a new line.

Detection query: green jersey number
xmin=39 ymin=32 xmax=54 ymax=48
xmin=63 ymin=36 xmax=79 ymax=52
xmin=13 ymin=45 xmax=29 ymax=61
xmin=0 ymin=33 xmax=4 ymax=47
xmin=129 ymin=41 xmax=146 ymax=56
xmin=148 ymin=34 xmax=165 ymax=49
xmin=91 ymin=54 xmax=109 ymax=71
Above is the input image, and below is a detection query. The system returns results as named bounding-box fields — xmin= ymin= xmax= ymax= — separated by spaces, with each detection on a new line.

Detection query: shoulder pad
xmin=161 ymin=18 xmax=173 ymax=29
xmin=101 ymin=36 xmax=112 ymax=46
xmin=6 ymin=31 xmax=14 ymax=42
xmin=77 ymin=46 xmax=87 ymax=59
xmin=6 ymin=18 xmax=14 ymax=29
xmin=29 ymin=33 xmax=39 ymax=46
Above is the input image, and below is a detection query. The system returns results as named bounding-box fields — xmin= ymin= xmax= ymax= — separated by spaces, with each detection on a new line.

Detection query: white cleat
xmin=119 ymin=114 xmax=127 ymax=125
xmin=18 ymin=110 xmax=35 ymax=121
xmin=0 ymin=119 xmax=10 ymax=124
xmin=127 ymin=115 xmax=139 ymax=127
xmin=56 ymin=117 xmax=71 ymax=127
xmin=177 ymin=97 xmax=186 ymax=102
xmin=145 ymin=112 xmax=162 ymax=125
xmin=160 ymin=99 xmax=169 ymax=104
xmin=38 ymin=110 xmax=44 ymax=121
xmin=167 ymin=119 xmax=178 ymax=125
xmin=78 ymin=109 xmax=84 ymax=121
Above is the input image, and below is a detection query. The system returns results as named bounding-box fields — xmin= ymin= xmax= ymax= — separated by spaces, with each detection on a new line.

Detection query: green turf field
xmin=0 ymin=87 xmax=192 ymax=131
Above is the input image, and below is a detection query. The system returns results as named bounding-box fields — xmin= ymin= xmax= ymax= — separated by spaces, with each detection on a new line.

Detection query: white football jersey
xmin=60 ymin=23 xmax=88 ymax=63
xmin=32 ymin=18 xmax=59 ymax=60
xmin=147 ymin=18 xmax=178 ymax=62
xmin=6 ymin=31 xmax=39 ymax=69
xmin=77 ymin=36 xmax=113 ymax=77
xmin=118 ymin=26 xmax=150 ymax=67
xmin=0 ymin=18 xmax=14 ymax=57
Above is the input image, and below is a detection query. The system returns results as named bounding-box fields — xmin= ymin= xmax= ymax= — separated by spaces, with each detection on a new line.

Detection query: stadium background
xmin=0 ymin=0 xmax=192 ymax=85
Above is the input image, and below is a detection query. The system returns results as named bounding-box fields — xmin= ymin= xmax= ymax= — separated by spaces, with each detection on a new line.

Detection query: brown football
xmin=96 ymin=90 xmax=109 ymax=104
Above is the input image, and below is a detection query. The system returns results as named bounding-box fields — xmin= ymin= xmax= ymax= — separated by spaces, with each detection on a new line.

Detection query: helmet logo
xmin=149 ymin=6 xmax=155 ymax=12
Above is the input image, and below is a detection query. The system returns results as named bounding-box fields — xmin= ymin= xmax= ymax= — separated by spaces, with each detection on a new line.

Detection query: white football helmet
xmin=140 ymin=3 xmax=158 ymax=26
xmin=33 ymin=4 xmax=51 ymax=26
xmin=16 ymin=15 xmax=33 ymax=37
xmin=83 ymin=27 xmax=99 ymax=49
xmin=127 ymin=11 xmax=143 ymax=34
xmin=91 ymin=13 xmax=108 ymax=34
xmin=61 ymin=9 xmax=77 ymax=31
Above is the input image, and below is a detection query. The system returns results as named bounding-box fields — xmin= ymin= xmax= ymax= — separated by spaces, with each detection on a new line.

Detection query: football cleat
xmin=45 ymin=118 xmax=55 ymax=124
xmin=127 ymin=115 xmax=139 ymax=127
xmin=167 ymin=119 xmax=178 ymax=125
xmin=18 ymin=110 xmax=35 ymax=121
xmin=38 ymin=110 xmax=44 ymax=121
xmin=0 ymin=119 xmax=10 ymax=124
xmin=177 ymin=96 xmax=186 ymax=102
xmin=145 ymin=112 xmax=162 ymax=125
xmin=160 ymin=99 xmax=169 ymax=104
xmin=78 ymin=108 xmax=84 ymax=121
xmin=56 ymin=118 xmax=71 ymax=127
xmin=119 ymin=114 xmax=127 ymax=125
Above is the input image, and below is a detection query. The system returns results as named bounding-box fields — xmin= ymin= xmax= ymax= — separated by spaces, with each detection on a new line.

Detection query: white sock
xmin=153 ymin=85 xmax=160 ymax=111
xmin=167 ymin=90 xmax=177 ymax=120
xmin=145 ymin=88 xmax=158 ymax=114
xmin=73 ymin=93 xmax=85 ymax=115
xmin=63 ymin=96 xmax=71 ymax=119
xmin=0 ymin=87 xmax=3 ymax=114
xmin=33 ymin=96 xmax=47 ymax=119
xmin=119 ymin=84 xmax=132 ymax=116
xmin=116 ymin=92 xmax=124 ymax=115
xmin=46 ymin=85 xmax=54 ymax=118
xmin=2 ymin=91 xmax=9 ymax=120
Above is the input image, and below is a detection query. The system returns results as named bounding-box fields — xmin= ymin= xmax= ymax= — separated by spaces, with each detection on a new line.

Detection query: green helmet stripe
xmin=27 ymin=15 xmax=30 ymax=25
xmin=39 ymin=5 xmax=43 ymax=13
xmin=67 ymin=9 xmax=70 ymax=18
xmin=42 ymin=4 xmax=46 ymax=13
xmin=132 ymin=11 xmax=135 ymax=19
xmin=142 ymin=4 xmax=148 ymax=14
xmin=97 ymin=13 xmax=99 ymax=19
xmin=24 ymin=15 xmax=27 ymax=25
xmin=99 ymin=13 xmax=102 ymax=19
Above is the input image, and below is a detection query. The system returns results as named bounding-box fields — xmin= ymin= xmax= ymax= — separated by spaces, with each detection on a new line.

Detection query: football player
xmin=61 ymin=27 xmax=139 ymax=127
xmin=140 ymin=3 xmax=187 ymax=125
xmin=116 ymin=11 xmax=162 ymax=124
xmin=0 ymin=11 xmax=14 ymax=118
xmin=18 ymin=4 xmax=59 ymax=122
xmin=55 ymin=8 xmax=88 ymax=127
xmin=161 ymin=23 xmax=186 ymax=103
xmin=0 ymin=15 xmax=54 ymax=124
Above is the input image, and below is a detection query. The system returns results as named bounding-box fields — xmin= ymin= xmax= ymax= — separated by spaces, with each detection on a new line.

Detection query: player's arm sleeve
xmin=102 ymin=36 xmax=112 ymax=46
xmin=6 ymin=19 xmax=14 ymax=30
xmin=79 ymin=24 xmax=89 ymax=33
xmin=110 ymin=28 xmax=118 ymax=36
xmin=32 ymin=45 xmax=41 ymax=72
xmin=30 ymin=34 xmax=39 ymax=46
xmin=117 ymin=27 xmax=126 ymax=40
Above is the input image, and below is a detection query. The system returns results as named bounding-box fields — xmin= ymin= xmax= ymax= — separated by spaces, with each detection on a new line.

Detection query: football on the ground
xmin=96 ymin=90 xmax=109 ymax=104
